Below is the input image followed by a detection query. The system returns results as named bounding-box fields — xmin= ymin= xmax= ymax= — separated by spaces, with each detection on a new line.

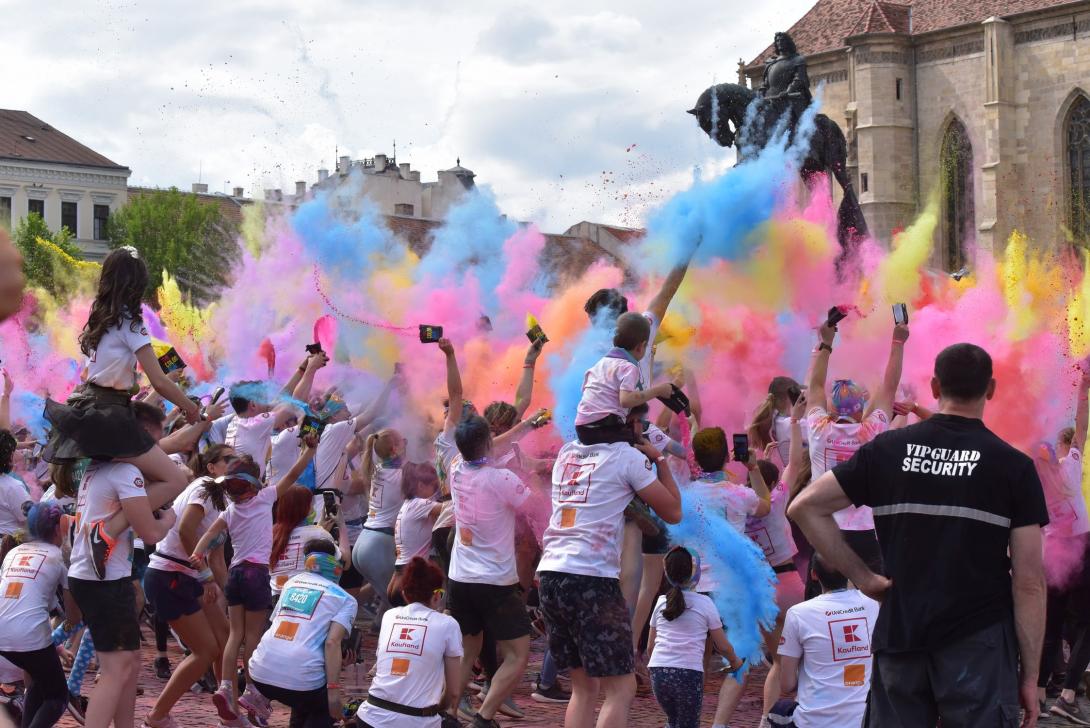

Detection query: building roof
xmin=599 ymin=224 xmax=646 ymax=244
xmin=747 ymin=0 xmax=1080 ymax=67
xmin=0 ymin=110 xmax=128 ymax=170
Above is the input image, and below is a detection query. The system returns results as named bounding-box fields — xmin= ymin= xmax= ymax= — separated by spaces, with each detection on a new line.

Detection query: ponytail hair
xmin=662 ymin=546 xmax=699 ymax=621
xmin=747 ymin=394 xmax=775 ymax=453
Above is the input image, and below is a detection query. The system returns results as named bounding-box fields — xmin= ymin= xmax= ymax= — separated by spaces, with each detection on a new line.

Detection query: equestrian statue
xmin=688 ymin=32 xmax=868 ymax=251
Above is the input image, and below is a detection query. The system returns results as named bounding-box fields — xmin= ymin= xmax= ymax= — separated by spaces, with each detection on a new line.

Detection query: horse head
xmin=688 ymin=83 xmax=754 ymax=149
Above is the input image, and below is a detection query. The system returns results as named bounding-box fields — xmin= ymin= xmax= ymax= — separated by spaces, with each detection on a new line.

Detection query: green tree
xmin=12 ymin=213 xmax=84 ymax=296
xmin=107 ymin=188 xmax=240 ymax=304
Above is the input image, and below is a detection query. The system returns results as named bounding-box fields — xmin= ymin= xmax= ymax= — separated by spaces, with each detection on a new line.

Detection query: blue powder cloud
xmin=547 ymin=308 xmax=614 ymax=441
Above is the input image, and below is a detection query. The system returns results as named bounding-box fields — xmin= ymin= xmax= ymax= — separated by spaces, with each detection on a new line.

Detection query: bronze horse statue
xmin=688 ymin=83 xmax=867 ymax=251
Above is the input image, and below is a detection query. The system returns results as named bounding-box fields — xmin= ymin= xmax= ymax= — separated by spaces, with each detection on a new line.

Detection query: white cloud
xmin=2 ymin=0 xmax=803 ymax=231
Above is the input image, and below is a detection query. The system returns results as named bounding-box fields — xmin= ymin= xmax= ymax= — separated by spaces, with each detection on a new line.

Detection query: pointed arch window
xmin=940 ymin=118 xmax=974 ymax=272
xmin=1069 ymin=95 xmax=1090 ymax=241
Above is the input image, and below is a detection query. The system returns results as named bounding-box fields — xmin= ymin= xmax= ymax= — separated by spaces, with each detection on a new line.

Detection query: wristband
xmin=790 ymin=418 xmax=800 ymax=424
xmin=891 ymin=340 xmax=905 ymax=346
xmin=198 ymin=567 xmax=214 ymax=583
xmin=326 ymin=683 xmax=341 ymax=689
xmin=816 ymin=342 xmax=833 ymax=353
xmin=523 ymin=363 xmax=535 ymax=369
xmin=654 ymin=456 xmax=666 ymax=464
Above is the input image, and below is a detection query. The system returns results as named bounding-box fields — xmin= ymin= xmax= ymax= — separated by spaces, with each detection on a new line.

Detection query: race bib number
xmin=281 ymin=586 xmax=323 ymax=619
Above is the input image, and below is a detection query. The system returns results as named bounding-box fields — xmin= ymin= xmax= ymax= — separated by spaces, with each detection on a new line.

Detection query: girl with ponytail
xmin=646 ymin=546 xmax=743 ymax=728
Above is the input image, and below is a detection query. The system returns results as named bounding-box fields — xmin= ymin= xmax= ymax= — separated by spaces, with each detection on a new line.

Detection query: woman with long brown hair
xmin=269 ymin=485 xmax=348 ymax=598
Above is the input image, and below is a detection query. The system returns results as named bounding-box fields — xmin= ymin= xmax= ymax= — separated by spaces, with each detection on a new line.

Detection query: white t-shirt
xmin=40 ymin=484 xmax=76 ymax=513
xmin=648 ymin=591 xmax=722 ymax=672
xmin=69 ymin=462 xmax=145 ymax=581
xmin=575 ymin=355 xmax=642 ymax=426
xmin=806 ymin=407 xmax=889 ymax=531
xmin=207 ymin=414 xmax=235 ymax=446
xmin=148 ymin=479 xmax=224 ymax=577
xmin=221 ymin=486 xmax=279 ymax=568
xmin=644 ymin=423 xmax=682 ymax=458
xmin=85 ymin=317 xmax=150 ymax=390
xmin=432 ymin=431 xmax=459 ymax=531
xmin=266 ymin=426 xmax=300 ymax=488
xmin=683 ymin=475 xmax=760 ymax=592
xmin=1050 ymin=448 xmax=1090 ymax=538
xmin=746 ymin=482 xmax=798 ymax=566
xmin=778 ymin=589 xmax=880 ymax=728
xmin=0 ymin=542 xmax=67 ymax=651
xmin=226 ymin=414 xmax=276 ymax=479
xmin=449 ymin=460 xmax=530 ymax=585
xmin=316 ymin=419 xmax=356 ymax=491
xmin=638 ymin=310 xmax=659 ymax=386
xmin=270 ymin=524 xmax=335 ymax=593
xmin=395 ymin=497 xmax=438 ymax=566
xmin=773 ymin=413 xmax=810 ymax=466
xmin=0 ymin=474 xmax=31 ymax=536
xmin=538 ymin=441 xmax=658 ymax=580
xmin=367 ymin=460 xmax=405 ymax=531
xmin=248 ymin=572 xmax=357 ymax=691
xmin=357 ymin=602 xmax=464 ymax=728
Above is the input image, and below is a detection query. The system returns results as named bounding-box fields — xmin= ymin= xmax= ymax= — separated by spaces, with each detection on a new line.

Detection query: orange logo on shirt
xmin=274 ymin=621 xmax=299 ymax=641
xmin=843 ymin=664 xmax=865 ymax=687
xmin=391 ymin=658 xmax=410 ymax=676
xmin=3 ymin=582 xmax=22 ymax=599
xmin=559 ymin=508 xmax=577 ymax=528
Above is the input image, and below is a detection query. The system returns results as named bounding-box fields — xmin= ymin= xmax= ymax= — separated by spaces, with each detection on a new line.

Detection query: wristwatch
xmin=816 ymin=342 xmax=833 ymax=353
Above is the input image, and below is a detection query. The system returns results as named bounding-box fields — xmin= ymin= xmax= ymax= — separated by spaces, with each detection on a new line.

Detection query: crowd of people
xmin=0 ymin=231 xmax=1069 ymax=728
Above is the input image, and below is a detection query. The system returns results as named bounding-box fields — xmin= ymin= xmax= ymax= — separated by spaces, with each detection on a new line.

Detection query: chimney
xmin=338 ymin=156 xmax=351 ymax=174
xmin=399 ymin=163 xmax=410 ymax=177
xmin=264 ymin=189 xmax=275 ymax=201
xmin=232 ymin=186 xmax=244 ymax=198
xmin=410 ymin=171 xmax=421 ymax=182
xmin=375 ymin=154 xmax=387 ymax=171
xmin=318 ymin=168 xmax=329 ymax=182
xmin=191 ymin=182 xmax=208 ymax=194
xmin=295 ymin=181 xmax=306 ymax=197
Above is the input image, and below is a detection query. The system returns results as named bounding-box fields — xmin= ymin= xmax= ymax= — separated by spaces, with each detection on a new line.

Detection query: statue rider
xmin=750 ymin=31 xmax=811 ymax=146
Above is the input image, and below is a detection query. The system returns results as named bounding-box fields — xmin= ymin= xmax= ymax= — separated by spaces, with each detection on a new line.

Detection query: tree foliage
xmin=107 ymin=188 xmax=240 ymax=304
xmin=12 ymin=213 xmax=85 ymax=296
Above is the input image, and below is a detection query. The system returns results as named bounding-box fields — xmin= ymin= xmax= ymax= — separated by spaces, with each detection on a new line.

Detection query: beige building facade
xmin=0 ymin=110 xmax=130 ymax=261
xmin=743 ymin=0 xmax=1090 ymax=269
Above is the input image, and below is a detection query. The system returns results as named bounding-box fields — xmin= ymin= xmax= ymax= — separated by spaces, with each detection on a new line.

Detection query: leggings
xmin=67 ymin=631 xmax=95 ymax=695
xmin=649 ymin=666 xmax=704 ymax=728
xmin=155 ymin=614 xmax=171 ymax=653
xmin=1 ymin=645 xmax=68 ymax=728
xmin=352 ymin=529 xmax=395 ymax=616
xmin=1040 ymin=575 xmax=1090 ymax=689
xmin=253 ymin=679 xmax=332 ymax=728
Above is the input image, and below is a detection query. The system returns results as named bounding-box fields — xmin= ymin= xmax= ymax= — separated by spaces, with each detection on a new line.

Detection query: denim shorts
xmin=225 ymin=562 xmax=272 ymax=611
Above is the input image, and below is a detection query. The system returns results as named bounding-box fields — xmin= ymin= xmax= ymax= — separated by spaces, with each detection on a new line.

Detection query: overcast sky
xmin=3 ymin=0 xmax=805 ymax=232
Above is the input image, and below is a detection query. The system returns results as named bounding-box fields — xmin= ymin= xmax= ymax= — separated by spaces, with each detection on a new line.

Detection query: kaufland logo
xmin=386 ymin=622 xmax=427 ymax=656
xmin=829 ymin=617 xmax=871 ymax=662
xmin=843 ymin=624 xmax=861 ymax=643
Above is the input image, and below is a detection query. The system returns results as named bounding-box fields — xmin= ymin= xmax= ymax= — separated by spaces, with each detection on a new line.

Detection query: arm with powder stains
xmin=806 ymin=323 xmax=835 ymax=414
xmin=514 ymin=339 xmax=545 ymax=419
xmin=867 ymin=323 xmax=909 ymax=420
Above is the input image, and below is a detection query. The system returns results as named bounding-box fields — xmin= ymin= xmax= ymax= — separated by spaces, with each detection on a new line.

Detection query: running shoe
xmin=531 ymin=681 xmax=571 ymax=703
xmin=67 ymin=692 xmax=88 ymax=725
xmin=88 ymin=521 xmax=117 ymax=581
xmin=212 ymin=684 xmax=239 ymax=722
xmin=239 ymin=686 xmax=271 ymax=724
xmin=142 ymin=713 xmax=180 ymax=728
xmin=1051 ymin=696 xmax=1090 ymax=725
xmin=471 ymin=714 xmax=500 ymax=728
xmin=154 ymin=656 xmax=171 ymax=680
xmin=496 ymin=696 xmax=524 ymax=718
xmin=218 ymin=718 xmax=256 ymax=728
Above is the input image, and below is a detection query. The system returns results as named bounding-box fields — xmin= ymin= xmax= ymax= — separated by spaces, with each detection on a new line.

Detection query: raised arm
xmin=1010 ymin=523 xmax=1045 ymax=724
xmin=807 ymin=323 xmax=836 ymax=414
xmin=783 ymin=392 xmax=808 ymax=495
xmin=439 ymin=338 xmax=462 ymax=435
xmin=867 ymin=324 xmax=909 ymax=419
xmin=787 ymin=471 xmax=890 ymax=601
xmin=356 ymin=374 xmax=398 ymax=432
xmin=633 ymin=438 xmax=682 ymax=524
xmin=646 ymin=257 xmax=695 ymax=324
xmin=514 ymin=339 xmax=545 ymax=419
xmin=746 ymin=450 xmax=772 ymax=518
xmin=0 ymin=369 xmax=12 ymax=431
xmin=160 ymin=399 xmax=227 ymax=455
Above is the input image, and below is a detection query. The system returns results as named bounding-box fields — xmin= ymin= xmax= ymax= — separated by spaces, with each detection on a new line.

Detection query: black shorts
xmin=447 ymin=579 xmax=530 ymax=640
xmin=144 ymin=567 xmax=203 ymax=623
xmin=539 ymin=571 xmax=633 ymax=678
xmin=225 ymin=562 xmax=272 ymax=611
xmin=69 ymin=577 xmax=140 ymax=652
xmin=641 ymin=514 xmax=670 ymax=555
xmin=339 ymin=559 xmax=364 ymax=590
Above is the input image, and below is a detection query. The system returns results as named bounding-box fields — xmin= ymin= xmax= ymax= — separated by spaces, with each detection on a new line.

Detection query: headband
xmin=216 ymin=472 xmax=263 ymax=489
xmin=305 ymin=552 xmax=343 ymax=582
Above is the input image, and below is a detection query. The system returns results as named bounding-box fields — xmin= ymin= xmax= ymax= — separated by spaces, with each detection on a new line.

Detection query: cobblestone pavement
xmin=47 ymin=631 xmax=771 ymax=727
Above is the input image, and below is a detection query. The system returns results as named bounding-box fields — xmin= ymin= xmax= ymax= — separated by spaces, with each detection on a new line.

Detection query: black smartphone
xmin=732 ymin=433 xmax=750 ymax=463
xmin=305 ymin=342 xmax=324 ymax=355
xmin=419 ymin=324 xmax=443 ymax=343
xmin=825 ymin=306 xmax=848 ymax=328
xmin=893 ymin=303 xmax=909 ymax=325
xmin=299 ymin=414 xmax=326 ymax=440
xmin=322 ymin=490 xmax=339 ymax=518
xmin=788 ymin=384 xmax=802 ymax=405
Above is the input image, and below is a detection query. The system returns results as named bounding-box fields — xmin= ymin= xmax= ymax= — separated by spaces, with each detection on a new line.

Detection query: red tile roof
xmin=747 ymin=0 xmax=1079 ymax=67
xmin=600 ymin=225 xmax=646 ymax=244
xmin=0 ymin=109 xmax=128 ymax=169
